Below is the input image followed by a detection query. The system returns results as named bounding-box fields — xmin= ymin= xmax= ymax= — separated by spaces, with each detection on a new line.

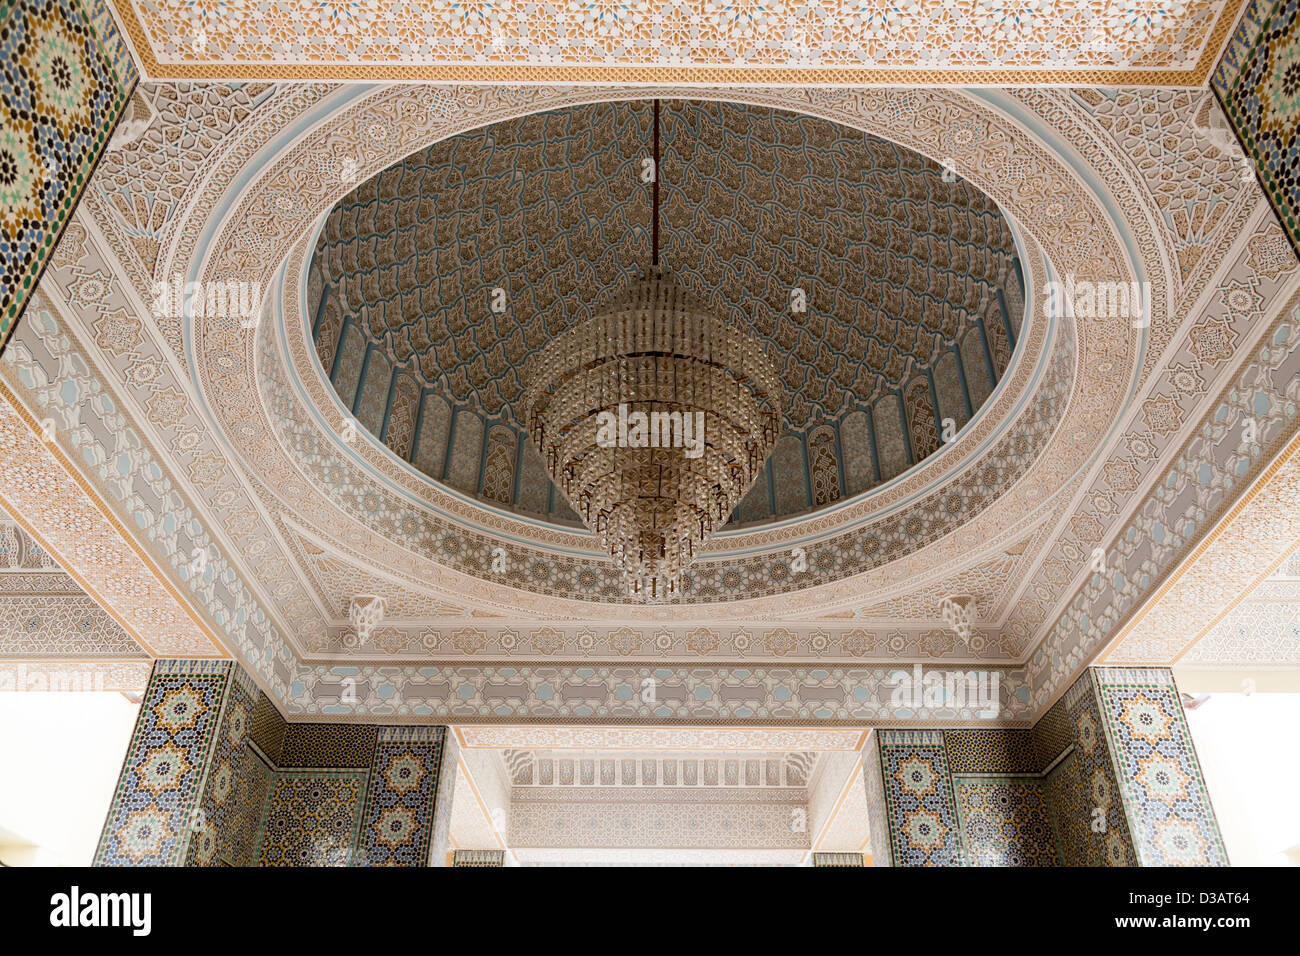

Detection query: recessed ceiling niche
xmin=306 ymin=99 xmax=1025 ymax=528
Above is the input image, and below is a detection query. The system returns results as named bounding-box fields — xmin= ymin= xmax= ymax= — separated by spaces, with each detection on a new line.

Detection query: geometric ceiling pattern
xmin=444 ymin=737 xmax=871 ymax=861
xmin=196 ymin=85 xmax=1107 ymax=618
xmin=1099 ymin=411 xmax=1300 ymax=667
xmin=0 ymin=515 xmax=145 ymax=658
xmin=0 ymin=498 xmax=152 ymax=694
xmin=1181 ymin=546 xmax=1300 ymax=666
xmin=109 ymin=0 xmax=1244 ymax=86
xmin=243 ymin=88 xmax=1107 ymax=618
xmin=5 ymin=27 xmax=1300 ymax=726
xmin=310 ymin=99 xmax=1022 ymax=524
xmin=89 ymin=80 xmax=276 ymax=275
xmin=7 ymin=0 xmax=1300 ymax=868
xmin=3 ymin=0 xmax=1299 ymax=877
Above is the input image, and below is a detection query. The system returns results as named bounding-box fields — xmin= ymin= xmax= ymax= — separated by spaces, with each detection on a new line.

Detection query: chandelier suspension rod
xmin=652 ymin=98 xmax=660 ymax=267
xmin=522 ymin=102 xmax=783 ymax=600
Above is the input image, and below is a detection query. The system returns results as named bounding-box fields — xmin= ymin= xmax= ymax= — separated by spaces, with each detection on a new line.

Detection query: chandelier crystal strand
xmin=522 ymin=269 xmax=783 ymax=599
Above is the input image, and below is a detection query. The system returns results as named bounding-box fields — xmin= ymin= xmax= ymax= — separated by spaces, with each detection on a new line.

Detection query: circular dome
xmin=306 ymin=99 xmax=1026 ymax=529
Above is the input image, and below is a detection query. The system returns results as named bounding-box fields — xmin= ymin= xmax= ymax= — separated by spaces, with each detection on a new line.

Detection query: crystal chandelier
xmin=520 ymin=102 xmax=783 ymax=599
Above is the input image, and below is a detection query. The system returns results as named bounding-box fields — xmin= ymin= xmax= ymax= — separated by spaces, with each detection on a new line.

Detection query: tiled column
xmin=864 ymin=728 xmax=1066 ymax=867
xmin=96 ymin=659 xmax=458 ymax=866
xmin=862 ymin=725 xmax=1096 ymax=867
xmin=357 ymin=726 xmax=457 ymax=867
xmin=187 ymin=663 xmax=269 ymax=865
xmin=1212 ymin=0 xmax=1300 ymax=254
xmin=863 ymin=730 xmax=965 ymax=866
xmin=861 ymin=668 xmax=1229 ymax=867
xmin=864 ymin=728 xmax=1058 ymax=867
xmin=860 ymin=731 xmax=895 ymax=864
xmin=0 ymin=0 xmax=137 ymax=351
xmin=95 ymin=659 xmax=251 ymax=865
xmin=1090 ymin=667 xmax=1228 ymax=866
xmin=1033 ymin=669 xmax=1139 ymax=866
xmin=1034 ymin=667 xmax=1228 ymax=866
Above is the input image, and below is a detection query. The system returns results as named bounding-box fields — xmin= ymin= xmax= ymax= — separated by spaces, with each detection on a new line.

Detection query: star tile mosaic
xmin=1048 ymin=671 xmax=1138 ymax=866
xmin=1215 ymin=0 xmax=1300 ymax=254
xmin=861 ymin=674 xmax=1217 ymax=867
xmin=94 ymin=660 xmax=232 ymax=866
xmin=875 ymin=730 xmax=964 ymax=867
xmin=96 ymin=660 xmax=459 ymax=867
xmin=953 ymin=775 xmax=1059 ymax=866
xmin=255 ymin=770 xmax=367 ymax=867
xmin=357 ymin=727 xmax=449 ymax=867
xmin=943 ymin=729 xmax=1040 ymax=774
xmin=1093 ymin=668 xmax=1229 ymax=866
xmin=0 ymin=0 xmax=135 ymax=351
xmin=185 ymin=667 xmax=265 ymax=867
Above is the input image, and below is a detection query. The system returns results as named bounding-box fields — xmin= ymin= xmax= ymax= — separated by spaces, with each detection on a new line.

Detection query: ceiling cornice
xmin=107 ymin=0 xmax=1246 ymax=88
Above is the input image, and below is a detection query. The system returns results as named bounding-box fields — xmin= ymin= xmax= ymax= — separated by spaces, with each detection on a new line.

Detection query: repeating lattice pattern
xmin=119 ymin=0 xmax=1230 ymax=74
xmin=309 ymin=99 xmax=1018 ymax=522
xmin=1215 ymin=0 xmax=1300 ymax=254
xmin=95 ymin=661 xmax=232 ymax=866
xmin=1094 ymin=669 xmax=1229 ymax=866
xmin=257 ymin=771 xmax=367 ymax=866
xmin=954 ymin=776 xmax=1059 ymax=866
xmin=0 ymin=0 xmax=134 ymax=348
xmin=0 ymin=594 xmax=143 ymax=655
xmin=91 ymin=81 xmax=274 ymax=275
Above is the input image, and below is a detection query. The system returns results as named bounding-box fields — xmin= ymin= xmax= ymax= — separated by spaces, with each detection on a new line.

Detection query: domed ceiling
xmin=307 ymin=100 xmax=1025 ymax=527
xmin=25 ymin=74 xmax=1296 ymax=723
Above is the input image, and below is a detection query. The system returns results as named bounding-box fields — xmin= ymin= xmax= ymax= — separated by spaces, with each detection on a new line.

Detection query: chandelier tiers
xmin=521 ymin=269 xmax=784 ymax=599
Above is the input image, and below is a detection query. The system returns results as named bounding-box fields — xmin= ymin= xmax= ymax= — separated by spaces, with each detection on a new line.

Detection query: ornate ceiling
xmin=0 ymin=515 xmax=145 ymax=658
xmin=309 ymin=98 xmax=1022 ymax=524
xmin=1181 ymin=546 xmax=1300 ymax=667
xmin=443 ymin=726 xmax=872 ymax=861
xmin=107 ymin=0 xmax=1244 ymax=86
xmin=6 ymin=0 xmax=1300 ymax=873
xmin=2 ymin=73 xmax=1299 ymax=726
xmin=1101 ymin=416 xmax=1300 ymax=667
xmin=0 ymin=506 xmax=153 ymax=693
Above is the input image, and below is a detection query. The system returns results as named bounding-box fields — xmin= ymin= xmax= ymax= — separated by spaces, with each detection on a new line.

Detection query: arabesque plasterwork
xmin=200 ymin=86 xmax=1113 ymax=620
xmin=4 ymin=75 xmax=1299 ymax=723
xmin=0 ymin=336 xmax=222 ymax=660
xmin=108 ymin=0 xmax=1244 ymax=86
xmin=455 ymin=725 xmax=866 ymax=751
xmin=1178 ymin=544 xmax=1300 ymax=667
xmin=1104 ymin=421 xmax=1300 ymax=665
xmin=0 ymin=516 xmax=146 ymax=657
